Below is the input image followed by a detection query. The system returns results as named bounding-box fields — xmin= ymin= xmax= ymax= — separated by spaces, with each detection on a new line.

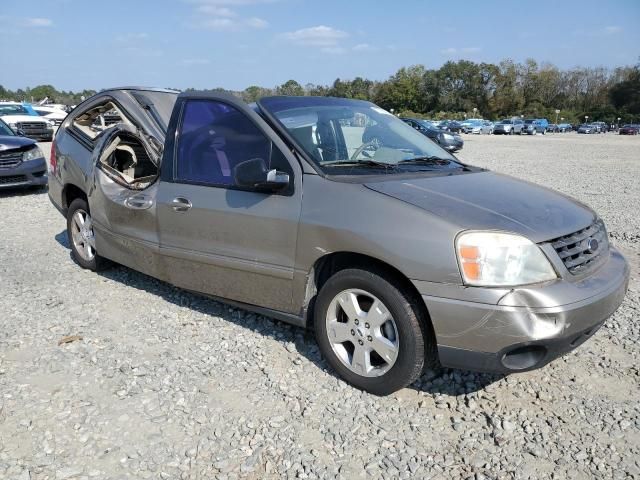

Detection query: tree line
xmin=2 ymin=58 xmax=639 ymax=123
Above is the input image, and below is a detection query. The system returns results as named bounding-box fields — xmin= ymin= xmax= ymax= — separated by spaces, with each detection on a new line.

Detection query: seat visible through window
xmin=176 ymin=100 xmax=272 ymax=186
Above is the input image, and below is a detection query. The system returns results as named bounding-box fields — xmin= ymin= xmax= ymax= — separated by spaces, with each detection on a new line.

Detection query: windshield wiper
xmin=398 ymin=156 xmax=473 ymax=172
xmin=322 ymin=160 xmax=397 ymax=169
xmin=397 ymin=156 xmax=453 ymax=166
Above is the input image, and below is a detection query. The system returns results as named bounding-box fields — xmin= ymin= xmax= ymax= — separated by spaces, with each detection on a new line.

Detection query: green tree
xmin=276 ymin=80 xmax=304 ymax=96
xmin=609 ymin=64 xmax=640 ymax=115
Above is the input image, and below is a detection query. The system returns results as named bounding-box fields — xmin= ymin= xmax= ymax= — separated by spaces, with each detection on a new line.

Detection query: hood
xmin=0 ymin=135 xmax=37 ymax=152
xmin=0 ymin=114 xmax=48 ymax=123
xmin=365 ymin=171 xmax=595 ymax=243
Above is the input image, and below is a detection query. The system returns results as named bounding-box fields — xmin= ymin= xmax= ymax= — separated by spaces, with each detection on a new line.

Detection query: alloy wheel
xmin=325 ymin=288 xmax=399 ymax=377
xmin=70 ymin=209 xmax=96 ymax=261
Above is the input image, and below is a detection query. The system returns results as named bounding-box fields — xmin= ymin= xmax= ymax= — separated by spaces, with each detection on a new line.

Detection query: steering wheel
xmin=350 ymin=138 xmax=381 ymax=160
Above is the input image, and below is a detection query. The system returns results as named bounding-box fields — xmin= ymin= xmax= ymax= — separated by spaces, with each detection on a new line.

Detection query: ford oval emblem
xmin=587 ymin=238 xmax=599 ymax=253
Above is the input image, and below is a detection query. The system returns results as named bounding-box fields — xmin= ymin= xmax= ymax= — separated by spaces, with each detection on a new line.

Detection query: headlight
xmin=456 ymin=231 xmax=557 ymax=286
xmin=9 ymin=123 xmax=17 ymax=130
xmin=442 ymin=133 xmax=454 ymax=141
xmin=23 ymin=146 xmax=44 ymax=161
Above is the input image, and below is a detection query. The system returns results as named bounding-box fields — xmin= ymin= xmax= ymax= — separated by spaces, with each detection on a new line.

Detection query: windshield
xmin=259 ymin=97 xmax=462 ymax=175
xmin=0 ymin=104 xmax=30 ymax=115
xmin=417 ymin=119 xmax=436 ymax=129
xmin=0 ymin=119 xmax=15 ymax=136
xmin=129 ymin=90 xmax=178 ymax=133
xmin=498 ymin=119 xmax=512 ymax=124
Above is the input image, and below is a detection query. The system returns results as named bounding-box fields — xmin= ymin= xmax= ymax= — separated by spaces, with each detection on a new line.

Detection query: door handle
xmin=171 ymin=196 xmax=192 ymax=212
xmin=124 ymin=195 xmax=153 ymax=210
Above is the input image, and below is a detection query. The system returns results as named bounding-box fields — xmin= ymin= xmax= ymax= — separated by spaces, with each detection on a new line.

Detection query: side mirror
xmin=234 ymin=158 xmax=289 ymax=192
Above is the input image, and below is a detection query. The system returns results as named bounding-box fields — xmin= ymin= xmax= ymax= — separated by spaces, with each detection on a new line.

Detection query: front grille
xmin=550 ymin=220 xmax=609 ymax=275
xmin=0 ymin=151 xmax=23 ymax=169
xmin=0 ymin=174 xmax=27 ymax=184
xmin=17 ymin=121 xmax=48 ymax=132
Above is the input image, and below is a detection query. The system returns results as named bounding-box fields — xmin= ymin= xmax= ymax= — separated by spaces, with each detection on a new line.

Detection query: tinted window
xmin=176 ymin=100 xmax=279 ymax=187
xmin=0 ymin=104 xmax=29 ymax=115
xmin=0 ymin=119 xmax=15 ymax=136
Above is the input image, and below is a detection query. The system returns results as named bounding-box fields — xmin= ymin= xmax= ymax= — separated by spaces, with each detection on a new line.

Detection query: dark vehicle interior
xmin=98 ymin=132 xmax=158 ymax=188
xmin=73 ymin=100 xmax=159 ymax=189
xmin=176 ymin=100 xmax=273 ymax=185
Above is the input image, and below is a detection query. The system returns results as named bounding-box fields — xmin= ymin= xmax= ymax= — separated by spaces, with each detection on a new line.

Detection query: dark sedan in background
xmin=438 ymin=120 xmax=464 ymax=133
xmin=619 ymin=124 xmax=639 ymax=135
xmin=0 ymin=118 xmax=48 ymax=189
xmin=402 ymin=118 xmax=464 ymax=152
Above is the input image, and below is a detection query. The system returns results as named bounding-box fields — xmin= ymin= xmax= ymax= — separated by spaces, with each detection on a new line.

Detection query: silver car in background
xmin=493 ymin=118 xmax=524 ymax=135
xmin=48 ymin=89 xmax=629 ymax=395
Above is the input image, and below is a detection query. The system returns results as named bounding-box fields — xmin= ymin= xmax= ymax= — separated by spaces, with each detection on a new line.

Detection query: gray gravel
xmin=0 ymin=132 xmax=638 ymax=479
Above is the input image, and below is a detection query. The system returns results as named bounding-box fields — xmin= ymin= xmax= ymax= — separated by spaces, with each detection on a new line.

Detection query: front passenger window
xmin=176 ymin=100 xmax=277 ymax=187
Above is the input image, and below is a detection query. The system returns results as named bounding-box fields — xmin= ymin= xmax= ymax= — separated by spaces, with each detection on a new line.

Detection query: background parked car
xmin=0 ymin=118 xmax=47 ymax=189
xmin=577 ymin=124 xmax=597 ymax=134
xmin=437 ymin=120 xmax=464 ymax=133
xmin=546 ymin=123 xmax=559 ymax=133
xmin=401 ymin=118 xmax=464 ymax=152
xmin=619 ymin=124 xmax=639 ymax=135
xmin=33 ymin=106 xmax=67 ymax=126
xmin=461 ymin=119 xmax=493 ymax=134
xmin=522 ymin=119 xmax=546 ymax=135
xmin=592 ymin=121 xmax=608 ymax=133
xmin=493 ymin=118 xmax=524 ymax=135
xmin=557 ymin=122 xmax=573 ymax=132
xmin=0 ymin=102 xmax=54 ymax=141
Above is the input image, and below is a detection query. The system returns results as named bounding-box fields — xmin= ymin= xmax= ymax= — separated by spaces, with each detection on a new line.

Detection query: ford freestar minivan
xmin=48 ymin=89 xmax=629 ymax=395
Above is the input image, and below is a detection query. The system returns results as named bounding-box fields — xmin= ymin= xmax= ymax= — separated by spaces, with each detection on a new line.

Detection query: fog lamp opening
xmin=501 ymin=345 xmax=547 ymax=370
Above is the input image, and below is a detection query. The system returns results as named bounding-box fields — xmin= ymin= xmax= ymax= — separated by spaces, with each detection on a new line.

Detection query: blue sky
xmin=1 ymin=0 xmax=639 ymax=92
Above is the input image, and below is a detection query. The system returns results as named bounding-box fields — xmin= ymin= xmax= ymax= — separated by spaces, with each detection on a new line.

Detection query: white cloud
xmin=441 ymin=46 xmax=481 ymax=55
xmin=280 ymin=25 xmax=348 ymax=47
xmin=353 ymin=43 xmax=375 ymax=52
xmin=603 ymin=25 xmax=622 ymax=35
xmin=115 ymin=32 xmax=149 ymax=43
xmin=121 ymin=47 xmax=163 ymax=58
xmin=189 ymin=0 xmax=273 ymax=4
xmin=197 ymin=16 xmax=267 ymax=30
xmin=245 ymin=17 xmax=268 ymax=28
xmin=196 ymin=5 xmax=236 ymax=16
xmin=321 ymin=46 xmax=346 ymax=55
xmin=23 ymin=17 xmax=53 ymax=27
xmin=182 ymin=58 xmax=211 ymax=66
xmin=188 ymin=0 xmax=270 ymax=30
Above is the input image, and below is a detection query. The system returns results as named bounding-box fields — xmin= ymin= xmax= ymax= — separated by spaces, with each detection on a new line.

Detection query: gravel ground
xmin=0 ymin=132 xmax=638 ymax=479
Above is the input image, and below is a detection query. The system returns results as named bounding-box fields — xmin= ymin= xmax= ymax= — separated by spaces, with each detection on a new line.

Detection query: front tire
xmin=314 ymin=268 xmax=436 ymax=395
xmin=67 ymin=198 xmax=108 ymax=271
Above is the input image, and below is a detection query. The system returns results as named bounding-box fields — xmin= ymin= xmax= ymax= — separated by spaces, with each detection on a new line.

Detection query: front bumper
xmin=17 ymin=130 xmax=53 ymax=141
xmin=416 ymin=247 xmax=629 ymax=373
xmin=442 ymin=138 xmax=464 ymax=152
xmin=0 ymin=157 xmax=48 ymax=188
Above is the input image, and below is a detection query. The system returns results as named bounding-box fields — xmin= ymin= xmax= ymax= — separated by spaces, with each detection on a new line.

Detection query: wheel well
xmin=62 ymin=184 xmax=87 ymax=210
xmin=306 ymin=252 xmax=432 ymax=331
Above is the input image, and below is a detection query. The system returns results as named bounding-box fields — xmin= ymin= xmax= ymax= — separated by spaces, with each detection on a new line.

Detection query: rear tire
xmin=67 ymin=198 xmax=109 ymax=271
xmin=314 ymin=268 xmax=437 ymax=395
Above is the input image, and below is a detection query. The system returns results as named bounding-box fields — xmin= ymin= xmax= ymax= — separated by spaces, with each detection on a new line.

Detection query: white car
xmin=33 ymin=105 xmax=68 ymax=126
xmin=0 ymin=102 xmax=54 ymax=141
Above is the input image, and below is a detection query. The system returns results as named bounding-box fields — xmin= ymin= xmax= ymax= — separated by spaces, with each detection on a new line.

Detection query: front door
xmin=156 ymin=92 xmax=302 ymax=314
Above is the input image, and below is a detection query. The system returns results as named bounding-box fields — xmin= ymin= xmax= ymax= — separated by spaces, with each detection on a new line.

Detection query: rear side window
xmin=175 ymin=100 xmax=289 ymax=187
